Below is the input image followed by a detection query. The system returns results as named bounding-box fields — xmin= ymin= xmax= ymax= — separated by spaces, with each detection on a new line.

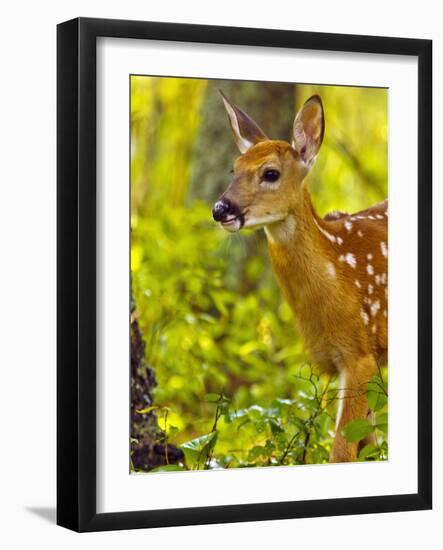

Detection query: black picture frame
xmin=57 ymin=17 xmax=432 ymax=532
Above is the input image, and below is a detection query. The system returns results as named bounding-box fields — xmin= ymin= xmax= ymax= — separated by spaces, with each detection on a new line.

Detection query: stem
xmin=301 ymin=431 xmax=311 ymax=464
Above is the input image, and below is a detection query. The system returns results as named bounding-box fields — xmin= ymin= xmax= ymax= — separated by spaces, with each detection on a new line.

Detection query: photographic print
xmin=130 ymin=76 xmax=388 ymax=473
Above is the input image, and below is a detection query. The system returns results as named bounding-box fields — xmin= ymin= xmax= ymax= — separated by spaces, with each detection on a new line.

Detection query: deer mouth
xmin=221 ymin=211 xmax=246 ymax=232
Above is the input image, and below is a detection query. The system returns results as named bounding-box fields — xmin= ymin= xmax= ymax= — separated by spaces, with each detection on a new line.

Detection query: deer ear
xmin=292 ymin=95 xmax=325 ymax=165
xmin=220 ymin=90 xmax=268 ymax=154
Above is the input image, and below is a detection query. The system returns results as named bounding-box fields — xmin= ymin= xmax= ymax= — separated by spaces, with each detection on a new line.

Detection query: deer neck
xmin=264 ymin=186 xmax=337 ymax=311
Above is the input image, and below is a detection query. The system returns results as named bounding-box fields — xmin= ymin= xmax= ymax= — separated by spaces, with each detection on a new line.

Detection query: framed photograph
xmin=57 ymin=17 xmax=432 ymax=532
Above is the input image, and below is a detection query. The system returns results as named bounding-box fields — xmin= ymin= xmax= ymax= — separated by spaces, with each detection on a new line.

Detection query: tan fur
xmin=217 ymin=95 xmax=387 ymax=462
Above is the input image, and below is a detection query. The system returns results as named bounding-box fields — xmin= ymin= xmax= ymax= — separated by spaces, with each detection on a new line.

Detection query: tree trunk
xmin=130 ymin=290 xmax=183 ymax=471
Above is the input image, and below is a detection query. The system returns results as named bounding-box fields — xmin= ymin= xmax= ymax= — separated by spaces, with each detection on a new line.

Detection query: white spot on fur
xmin=368 ymin=215 xmax=376 ymax=220
xmin=368 ymin=284 xmax=374 ymax=295
xmin=375 ymin=274 xmax=381 ymax=285
xmin=357 ymin=230 xmax=364 ymax=237
xmin=313 ymin=218 xmax=337 ymax=244
xmin=360 ymin=309 xmax=369 ymax=325
xmin=326 ymin=211 xmax=343 ymax=220
xmin=326 ymin=262 xmax=336 ymax=278
xmin=380 ymin=241 xmax=388 ymax=257
xmin=355 ymin=280 xmax=361 ymax=289
xmin=367 ymin=264 xmax=374 ymax=275
xmin=343 ymin=253 xmax=357 ymax=268
xmin=344 ymin=221 xmax=353 ymax=232
xmin=367 ymin=253 xmax=373 ymax=261
xmin=372 ymin=324 xmax=377 ymax=334
xmin=370 ymin=300 xmax=380 ymax=317
xmin=337 ymin=236 xmax=343 ymax=245
xmin=376 ymin=214 xmax=384 ymax=220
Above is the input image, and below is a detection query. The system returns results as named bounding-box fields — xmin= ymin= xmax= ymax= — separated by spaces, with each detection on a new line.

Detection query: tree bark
xmin=130 ymin=290 xmax=183 ymax=471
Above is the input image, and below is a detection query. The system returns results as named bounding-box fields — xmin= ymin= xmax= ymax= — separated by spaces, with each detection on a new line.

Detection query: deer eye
xmin=263 ymin=169 xmax=280 ymax=183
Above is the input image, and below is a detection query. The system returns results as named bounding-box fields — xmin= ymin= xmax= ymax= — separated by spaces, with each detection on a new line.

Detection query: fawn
xmin=212 ymin=92 xmax=388 ymax=463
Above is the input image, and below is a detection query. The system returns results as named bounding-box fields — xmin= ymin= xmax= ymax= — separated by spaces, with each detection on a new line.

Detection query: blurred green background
xmin=131 ymin=76 xmax=388 ymax=470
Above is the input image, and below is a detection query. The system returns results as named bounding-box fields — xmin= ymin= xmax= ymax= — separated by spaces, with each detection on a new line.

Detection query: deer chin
xmin=243 ymin=214 xmax=287 ymax=231
xmin=264 ymin=215 xmax=297 ymax=242
xmin=221 ymin=217 xmax=242 ymax=232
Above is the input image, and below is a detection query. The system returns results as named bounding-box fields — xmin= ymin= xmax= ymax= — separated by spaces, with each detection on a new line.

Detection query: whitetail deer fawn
xmin=213 ymin=92 xmax=388 ymax=463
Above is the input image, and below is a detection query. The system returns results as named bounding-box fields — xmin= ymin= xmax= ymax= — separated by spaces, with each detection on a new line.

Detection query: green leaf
xmin=358 ymin=443 xmax=379 ymax=461
xmin=264 ymin=440 xmax=275 ymax=456
xmin=204 ymin=393 xmax=221 ymax=403
xmin=255 ymin=420 xmax=266 ymax=433
xmin=367 ymin=376 xmax=388 ymax=411
xmin=235 ymin=418 xmax=251 ymax=431
xmin=198 ymin=313 xmax=216 ymax=324
xmin=209 ymin=291 xmax=228 ymax=316
xmin=136 ymin=405 xmax=158 ymax=415
xmin=269 ymin=419 xmax=284 ymax=434
xmin=248 ymin=445 xmax=265 ymax=461
xmin=180 ymin=432 xmax=217 ymax=468
xmin=225 ymin=408 xmax=249 ymax=422
xmin=291 ymin=416 xmax=308 ymax=432
xmin=376 ymin=412 xmax=388 ymax=433
xmin=342 ymin=418 xmax=374 ymax=442
xmin=367 ymin=389 xmax=388 ymax=411
xmin=181 ymin=432 xmax=217 ymax=453
xmin=248 ymin=408 xmax=262 ymax=422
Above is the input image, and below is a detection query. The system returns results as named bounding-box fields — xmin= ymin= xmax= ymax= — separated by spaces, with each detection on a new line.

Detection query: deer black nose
xmin=212 ymin=200 xmax=231 ymax=222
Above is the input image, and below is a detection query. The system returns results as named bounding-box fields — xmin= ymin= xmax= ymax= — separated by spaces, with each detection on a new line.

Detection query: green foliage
xmin=130 ymin=76 xmax=388 ymax=470
xmin=368 ymin=374 xmax=389 ymax=411
xmin=181 ymin=432 xmax=218 ymax=469
xmin=342 ymin=419 xmax=374 ymax=442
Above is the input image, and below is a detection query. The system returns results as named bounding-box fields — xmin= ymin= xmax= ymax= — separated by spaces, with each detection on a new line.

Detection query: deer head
xmin=212 ymin=92 xmax=325 ymax=233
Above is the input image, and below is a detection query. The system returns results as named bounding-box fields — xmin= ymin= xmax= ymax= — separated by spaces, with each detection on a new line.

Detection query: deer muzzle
xmin=212 ymin=198 xmax=244 ymax=232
